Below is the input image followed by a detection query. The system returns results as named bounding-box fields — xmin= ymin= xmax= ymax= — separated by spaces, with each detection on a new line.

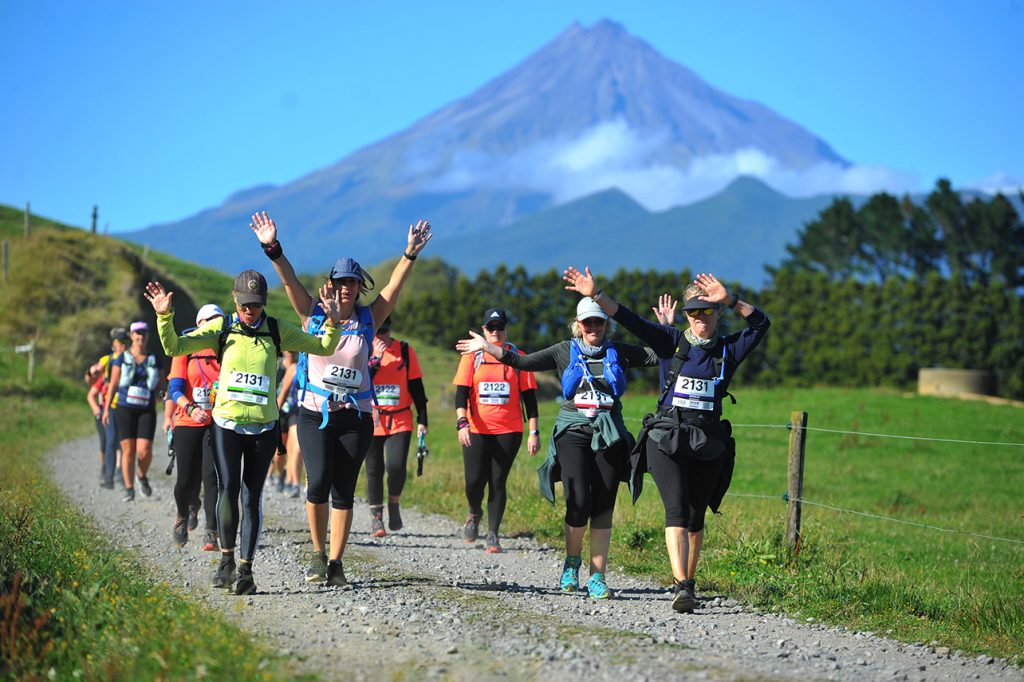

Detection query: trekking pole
xmin=416 ymin=432 xmax=428 ymax=477
xmin=165 ymin=426 xmax=176 ymax=475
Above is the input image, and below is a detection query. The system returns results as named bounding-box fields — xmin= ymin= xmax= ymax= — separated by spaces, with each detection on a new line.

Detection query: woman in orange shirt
xmin=166 ymin=304 xmax=224 ymax=549
xmin=452 ymin=308 xmax=540 ymax=553
xmin=364 ymin=316 xmax=428 ymax=536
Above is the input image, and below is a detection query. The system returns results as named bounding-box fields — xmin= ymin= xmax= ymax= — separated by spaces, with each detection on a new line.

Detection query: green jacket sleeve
xmin=278 ymin=317 xmax=341 ymax=356
xmin=156 ymin=311 xmax=221 ymax=357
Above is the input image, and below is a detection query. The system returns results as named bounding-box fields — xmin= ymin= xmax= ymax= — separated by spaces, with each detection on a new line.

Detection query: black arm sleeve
xmin=499 ymin=342 xmax=565 ymax=372
xmin=408 ymin=378 xmax=428 ymax=427
xmin=455 ymin=384 xmax=470 ymax=411
xmin=521 ymin=389 xmax=539 ymax=420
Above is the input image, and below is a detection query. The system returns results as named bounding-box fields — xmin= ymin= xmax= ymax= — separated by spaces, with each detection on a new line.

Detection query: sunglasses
xmin=485 ymin=323 xmax=507 ymax=332
xmin=239 ymin=303 xmax=264 ymax=312
xmin=685 ymin=307 xmax=716 ymax=318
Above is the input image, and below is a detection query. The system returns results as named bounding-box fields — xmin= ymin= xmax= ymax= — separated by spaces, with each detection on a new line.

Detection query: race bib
xmin=323 ymin=365 xmax=363 ymax=399
xmin=574 ymin=389 xmax=613 ymax=418
xmin=225 ymin=371 xmax=270 ymax=405
xmin=478 ymin=381 xmax=511 ymax=405
xmin=192 ymin=386 xmax=213 ymax=410
xmin=374 ymin=383 xmax=401 ymax=407
xmin=671 ymin=375 xmax=716 ymax=411
xmin=125 ymin=385 xmax=151 ymax=407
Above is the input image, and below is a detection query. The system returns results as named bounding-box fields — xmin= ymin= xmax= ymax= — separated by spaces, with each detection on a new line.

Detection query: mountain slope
xmin=127 ymin=19 xmax=846 ymax=277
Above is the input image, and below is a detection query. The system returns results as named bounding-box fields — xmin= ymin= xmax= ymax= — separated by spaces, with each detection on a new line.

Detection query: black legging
xmin=645 ymin=438 xmax=726 ymax=531
xmin=173 ymin=424 xmax=218 ymax=530
xmin=462 ymin=432 xmax=522 ymax=535
xmin=212 ymin=423 xmax=279 ymax=561
xmin=365 ymin=431 xmax=413 ymax=506
xmin=554 ymin=428 xmax=626 ymax=529
xmin=298 ymin=407 xmax=373 ymax=510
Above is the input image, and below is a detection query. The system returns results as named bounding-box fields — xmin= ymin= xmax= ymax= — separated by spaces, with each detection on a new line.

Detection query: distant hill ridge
xmin=126 ymin=19 xmax=849 ymax=284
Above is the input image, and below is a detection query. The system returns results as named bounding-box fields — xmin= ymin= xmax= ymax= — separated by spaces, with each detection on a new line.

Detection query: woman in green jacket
xmin=145 ymin=271 xmax=343 ymax=595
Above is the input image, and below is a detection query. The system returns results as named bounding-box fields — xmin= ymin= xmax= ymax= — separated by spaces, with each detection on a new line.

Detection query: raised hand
xmin=455 ymin=330 xmax=489 ymax=356
xmin=319 ymin=283 xmax=343 ymax=324
xmin=563 ymin=266 xmax=597 ymax=297
xmin=372 ymin=336 xmax=389 ymax=359
xmin=653 ymin=293 xmax=677 ymax=325
xmin=249 ymin=211 xmax=278 ymax=246
xmin=694 ymin=273 xmax=729 ymax=305
xmin=406 ymin=219 xmax=432 ymax=257
xmin=144 ymin=281 xmax=174 ymax=314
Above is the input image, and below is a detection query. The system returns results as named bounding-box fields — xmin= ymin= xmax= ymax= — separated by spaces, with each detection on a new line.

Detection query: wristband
xmin=185 ymin=402 xmax=196 ymax=416
xmin=403 ymin=251 xmax=417 ymax=261
xmin=529 ymin=430 xmax=540 ymax=436
xmin=592 ymin=289 xmax=604 ymax=302
xmin=456 ymin=416 xmax=470 ymax=431
xmin=729 ymin=293 xmax=740 ymax=309
xmin=263 ymin=239 xmax=283 ymax=261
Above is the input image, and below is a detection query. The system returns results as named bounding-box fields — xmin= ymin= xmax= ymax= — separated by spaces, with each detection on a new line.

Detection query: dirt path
xmin=51 ymin=433 xmax=1021 ymax=681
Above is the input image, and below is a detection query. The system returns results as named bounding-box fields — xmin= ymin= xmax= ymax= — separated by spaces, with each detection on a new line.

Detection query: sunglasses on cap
xmin=685 ymin=307 xmax=716 ymax=318
xmin=485 ymin=322 xmax=507 ymax=332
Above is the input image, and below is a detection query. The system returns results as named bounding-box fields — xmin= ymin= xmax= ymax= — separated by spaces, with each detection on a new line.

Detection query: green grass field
xmin=392 ymin=334 xmax=1024 ymax=660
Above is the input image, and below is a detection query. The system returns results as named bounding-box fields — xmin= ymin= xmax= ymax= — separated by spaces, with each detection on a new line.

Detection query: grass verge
xmin=0 ymin=352 xmax=313 ymax=680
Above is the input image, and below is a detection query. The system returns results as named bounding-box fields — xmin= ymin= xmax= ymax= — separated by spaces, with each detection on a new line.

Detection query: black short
xmin=114 ymin=407 xmax=156 ymax=441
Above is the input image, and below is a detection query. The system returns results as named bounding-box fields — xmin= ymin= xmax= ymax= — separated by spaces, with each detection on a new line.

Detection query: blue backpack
xmin=560 ymin=339 xmax=627 ymax=399
xmin=297 ymin=303 xmax=376 ymax=428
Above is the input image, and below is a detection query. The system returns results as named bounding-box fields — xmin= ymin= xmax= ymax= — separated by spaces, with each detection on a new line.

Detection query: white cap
xmin=576 ymin=297 xmax=608 ymax=321
xmin=196 ymin=304 xmax=225 ymax=326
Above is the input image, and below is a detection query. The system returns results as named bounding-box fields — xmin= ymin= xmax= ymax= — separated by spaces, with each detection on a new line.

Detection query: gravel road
xmin=50 ymin=433 xmax=1022 ymax=681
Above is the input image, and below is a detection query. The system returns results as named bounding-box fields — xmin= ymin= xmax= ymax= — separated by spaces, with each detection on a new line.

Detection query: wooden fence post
xmin=786 ymin=411 xmax=808 ymax=552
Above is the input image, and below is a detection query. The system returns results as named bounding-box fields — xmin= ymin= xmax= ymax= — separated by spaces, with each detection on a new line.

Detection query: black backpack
xmin=215 ymin=314 xmax=282 ymax=363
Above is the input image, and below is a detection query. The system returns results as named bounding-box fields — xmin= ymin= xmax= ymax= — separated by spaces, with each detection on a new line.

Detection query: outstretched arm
xmin=250 ymin=211 xmax=314 ymax=323
xmin=369 ymin=220 xmax=432 ymax=328
xmin=562 ymin=265 xmax=621 ymax=317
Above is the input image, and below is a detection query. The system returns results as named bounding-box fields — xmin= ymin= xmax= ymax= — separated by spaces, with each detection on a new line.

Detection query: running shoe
xmin=100 ymin=477 xmax=114 ymax=490
xmin=462 ymin=513 xmax=481 ymax=543
xmin=172 ymin=516 xmax=188 ymax=547
xmin=304 ymin=550 xmax=328 ymax=583
xmin=276 ymin=473 xmax=286 ymax=494
xmin=326 ymin=560 xmax=347 ymax=587
xmin=187 ymin=505 xmax=200 ymax=531
xmin=671 ymin=579 xmax=696 ymax=613
xmin=288 ymin=484 xmax=301 ymax=499
xmin=587 ymin=572 xmax=612 ymax=600
xmin=484 ymin=533 xmax=502 ymax=554
xmin=211 ymin=554 xmax=236 ymax=589
xmin=560 ymin=556 xmax=582 ymax=593
xmin=201 ymin=530 xmax=219 ymax=552
xmin=138 ymin=476 xmax=152 ymax=498
xmin=122 ymin=488 xmax=135 ymax=503
xmin=387 ymin=502 xmax=403 ymax=531
xmin=369 ymin=510 xmax=387 ymax=539
xmin=233 ymin=563 xmax=256 ymax=595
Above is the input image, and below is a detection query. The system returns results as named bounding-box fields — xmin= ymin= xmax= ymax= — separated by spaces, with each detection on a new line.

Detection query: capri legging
xmin=645 ymin=438 xmax=726 ymax=531
xmin=172 ymin=424 xmax=218 ymax=530
xmin=103 ymin=409 xmax=120 ymax=481
xmin=298 ymin=407 xmax=373 ymax=510
xmin=365 ymin=431 xmax=413 ymax=506
xmin=555 ymin=428 xmax=626 ymax=529
xmin=212 ymin=423 xmax=279 ymax=561
xmin=462 ymin=432 xmax=522 ymax=534
xmin=114 ymin=407 xmax=156 ymax=441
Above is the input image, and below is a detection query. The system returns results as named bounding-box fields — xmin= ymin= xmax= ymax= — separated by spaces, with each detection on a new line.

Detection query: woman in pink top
xmin=250 ymin=210 xmax=432 ymax=587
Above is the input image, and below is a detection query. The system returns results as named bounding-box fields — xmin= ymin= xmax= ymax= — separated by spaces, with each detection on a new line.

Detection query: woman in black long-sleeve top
xmin=564 ymin=267 xmax=770 ymax=614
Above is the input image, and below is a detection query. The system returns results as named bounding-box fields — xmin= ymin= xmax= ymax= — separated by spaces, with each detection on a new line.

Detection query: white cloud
xmin=421 ymin=119 xmax=920 ymax=212
xmin=967 ymin=172 xmax=1024 ymax=196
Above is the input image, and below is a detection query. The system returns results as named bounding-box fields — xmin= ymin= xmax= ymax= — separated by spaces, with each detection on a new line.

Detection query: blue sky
xmin=2 ymin=1 xmax=1021 ymax=232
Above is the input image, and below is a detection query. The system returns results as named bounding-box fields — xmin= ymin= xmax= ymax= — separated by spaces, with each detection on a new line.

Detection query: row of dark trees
xmin=389 ymin=181 xmax=1023 ymax=399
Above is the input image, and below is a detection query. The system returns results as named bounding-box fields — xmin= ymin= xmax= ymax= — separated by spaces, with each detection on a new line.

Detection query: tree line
xmin=384 ymin=179 xmax=1023 ymax=400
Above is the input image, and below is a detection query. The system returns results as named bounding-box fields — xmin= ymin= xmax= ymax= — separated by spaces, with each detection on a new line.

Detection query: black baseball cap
xmin=482 ymin=308 xmax=510 ymax=326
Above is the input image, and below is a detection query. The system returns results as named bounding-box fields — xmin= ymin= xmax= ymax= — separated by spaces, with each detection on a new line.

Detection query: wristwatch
xmin=529 ymin=430 xmax=541 ymax=436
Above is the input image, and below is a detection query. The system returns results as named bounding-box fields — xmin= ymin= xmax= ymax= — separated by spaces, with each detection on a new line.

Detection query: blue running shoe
xmin=587 ymin=572 xmax=612 ymax=600
xmin=560 ymin=556 xmax=582 ymax=593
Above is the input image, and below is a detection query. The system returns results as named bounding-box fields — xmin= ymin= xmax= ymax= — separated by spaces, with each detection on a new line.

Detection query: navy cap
xmin=329 ymin=258 xmax=375 ymax=290
xmin=681 ymin=296 xmax=720 ymax=311
xmin=482 ymin=308 xmax=510 ymax=326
